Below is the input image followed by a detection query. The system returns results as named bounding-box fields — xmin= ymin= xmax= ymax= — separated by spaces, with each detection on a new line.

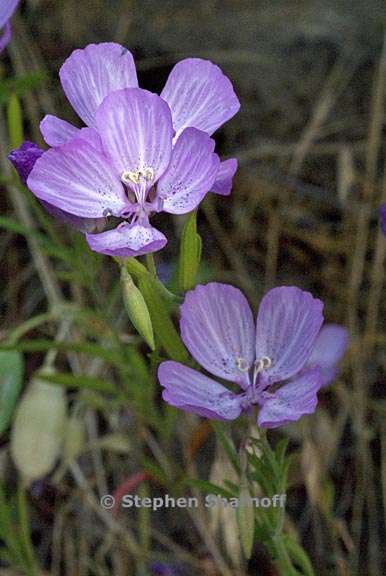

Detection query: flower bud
xmin=11 ymin=375 xmax=67 ymax=485
xmin=121 ymin=267 xmax=155 ymax=350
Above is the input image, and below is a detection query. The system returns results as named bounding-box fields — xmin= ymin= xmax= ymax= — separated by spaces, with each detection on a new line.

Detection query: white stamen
xmin=236 ymin=357 xmax=250 ymax=372
xmin=121 ymin=167 xmax=155 ymax=186
xmin=253 ymin=355 xmax=272 ymax=379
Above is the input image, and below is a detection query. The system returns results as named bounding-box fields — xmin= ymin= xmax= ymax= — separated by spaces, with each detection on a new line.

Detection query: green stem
xmin=274 ymin=536 xmax=298 ymax=576
xmin=145 ymin=253 xmax=157 ymax=276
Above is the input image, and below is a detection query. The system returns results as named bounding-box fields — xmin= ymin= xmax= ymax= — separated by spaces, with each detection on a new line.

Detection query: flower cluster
xmin=8 ymin=41 xmax=350 ymax=430
xmin=0 ymin=0 xmax=19 ymax=52
xmin=9 ymin=42 xmax=239 ymax=256
xmin=158 ymin=283 xmax=348 ymax=428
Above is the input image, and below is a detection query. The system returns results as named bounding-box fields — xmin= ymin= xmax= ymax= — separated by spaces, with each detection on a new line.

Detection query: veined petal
xmin=306 ymin=324 xmax=348 ymax=386
xmin=86 ymin=221 xmax=167 ymax=257
xmin=158 ymin=361 xmax=243 ymax=421
xmin=211 ymin=158 xmax=238 ymax=196
xmin=161 ymin=58 xmax=240 ymax=137
xmin=0 ymin=0 xmax=19 ymax=29
xmin=59 ymin=42 xmax=138 ymax=127
xmin=180 ymin=283 xmax=255 ymax=388
xmin=258 ymin=368 xmax=323 ymax=429
xmin=255 ymin=286 xmax=324 ymax=384
xmin=8 ymin=142 xmax=105 ymax=232
xmin=96 ymin=88 xmax=173 ymax=190
xmin=40 ymin=201 xmax=105 ymax=233
xmin=157 ymin=127 xmax=220 ymax=214
xmin=27 ymin=138 xmax=128 ymax=218
xmin=78 ymin=127 xmax=103 ymax=150
xmin=40 ymin=115 xmax=79 ymax=147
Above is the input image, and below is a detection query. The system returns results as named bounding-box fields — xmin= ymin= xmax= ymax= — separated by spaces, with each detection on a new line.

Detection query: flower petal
xmin=158 ymin=361 xmax=243 ymax=420
xmin=86 ymin=221 xmax=167 ymax=257
xmin=40 ymin=115 xmax=79 ymax=147
xmin=27 ymin=138 xmax=128 ymax=218
xmin=8 ymin=141 xmax=44 ymax=184
xmin=180 ymin=283 xmax=255 ymax=388
xmin=59 ymin=42 xmax=138 ymax=127
xmin=0 ymin=0 xmax=19 ymax=29
xmin=8 ymin=142 xmax=105 ymax=231
xmin=96 ymin=88 xmax=173 ymax=189
xmin=78 ymin=127 xmax=103 ymax=151
xmin=161 ymin=58 xmax=240 ymax=137
xmin=258 ymin=368 xmax=323 ymax=429
xmin=307 ymin=324 xmax=348 ymax=386
xmin=157 ymin=128 xmax=220 ymax=214
xmin=211 ymin=158 xmax=238 ymax=196
xmin=255 ymin=286 xmax=324 ymax=384
xmin=41 ymin=201 xmax=105 ymax=233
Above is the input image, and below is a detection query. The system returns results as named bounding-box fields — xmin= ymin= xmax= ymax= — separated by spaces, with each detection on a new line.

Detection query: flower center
xmin=121 ymin=168 xmax=154 ymax=186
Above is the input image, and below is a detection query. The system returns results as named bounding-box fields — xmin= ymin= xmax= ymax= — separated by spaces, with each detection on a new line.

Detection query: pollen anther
xmin=254 ymin=355 xmax=272 ymax=373
xmin=236 ymin=357 xmax=249 ymax=372
xmin=121 ymin=167 xmax=155 ymax=186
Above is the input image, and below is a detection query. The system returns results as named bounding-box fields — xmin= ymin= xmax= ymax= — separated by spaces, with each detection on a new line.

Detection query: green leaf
xmin=138 ymin=275 xmax=188 ymax=362
xmin=0 ymin=351 xmax=24 ymax=435
xmin=283 ymin=535 xmax=315 ymax=576
xmin=237 ymin=478 xmax=255 ymax=560
xmin=184 ymin=478 xmax=234 ymax=499
xmin=36 ymin=372 xmax=118 ymax=395
xmin=7 ymin=93 xmax=23 ymax=149
xmin=0 ymin=340 xmax=122 ymax=366
xmin=0 ymin=72 xmax=47 ymax=105
xmin=178 ymin=210 xmax=202 ymax=291
xmin=211 ymin=421 xmax=240 ymax=475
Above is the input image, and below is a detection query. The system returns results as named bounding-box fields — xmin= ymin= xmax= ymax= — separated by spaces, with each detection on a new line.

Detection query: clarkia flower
xmin=158 ymin=283 xmax=348 ymax=429
xmin=380 ymin=203 xmax=386 ymax=236
xmin=0 ymin=0 xmax=19 ymax=52
xmin=9 ymin=43 xmax=240 ymax=256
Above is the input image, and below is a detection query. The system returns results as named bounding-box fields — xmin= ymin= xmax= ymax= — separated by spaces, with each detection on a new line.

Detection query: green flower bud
xmin=11 ymin=374 xmax=67 ymax=485
xmin=121 ymin=267 xmax=155 ymax=350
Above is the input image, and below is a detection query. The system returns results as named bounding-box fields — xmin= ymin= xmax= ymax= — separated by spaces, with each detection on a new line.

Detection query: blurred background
xmin=1 ymin=1 xmax=386 ymax=575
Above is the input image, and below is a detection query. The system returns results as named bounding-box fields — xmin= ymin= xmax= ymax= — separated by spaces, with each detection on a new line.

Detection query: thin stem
xmin=145 ymin=253 xmax=157 ymax=276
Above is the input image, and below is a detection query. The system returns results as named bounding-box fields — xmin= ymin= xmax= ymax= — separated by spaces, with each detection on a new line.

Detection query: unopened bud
xmin=121 ymin=267 xmax=155 ymax=350
xmin=11 ymin=374 xmax=67 ymax=485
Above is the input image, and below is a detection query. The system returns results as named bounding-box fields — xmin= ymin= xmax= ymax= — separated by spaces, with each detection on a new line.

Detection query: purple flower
xmin=0 ymin=0 xmax=19 ymax=53
xmin=381 ymin=204 xmax=386 ymax=236
xmin=12 ymin=43 xmax=239 ymax=256
xmin=158 ymin=284 xmax=348 ymax=429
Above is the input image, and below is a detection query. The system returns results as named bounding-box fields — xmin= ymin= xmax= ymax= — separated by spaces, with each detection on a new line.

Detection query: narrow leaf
xmin=138 ymin=275 xmax=188 ymax=362
xmin=0 ymin=351 xmax=24 ymax=435
xmin=178 ymin=210 xmax=202 ymax=291
xmin=7 ymin=93 xmax=23 ymax=149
